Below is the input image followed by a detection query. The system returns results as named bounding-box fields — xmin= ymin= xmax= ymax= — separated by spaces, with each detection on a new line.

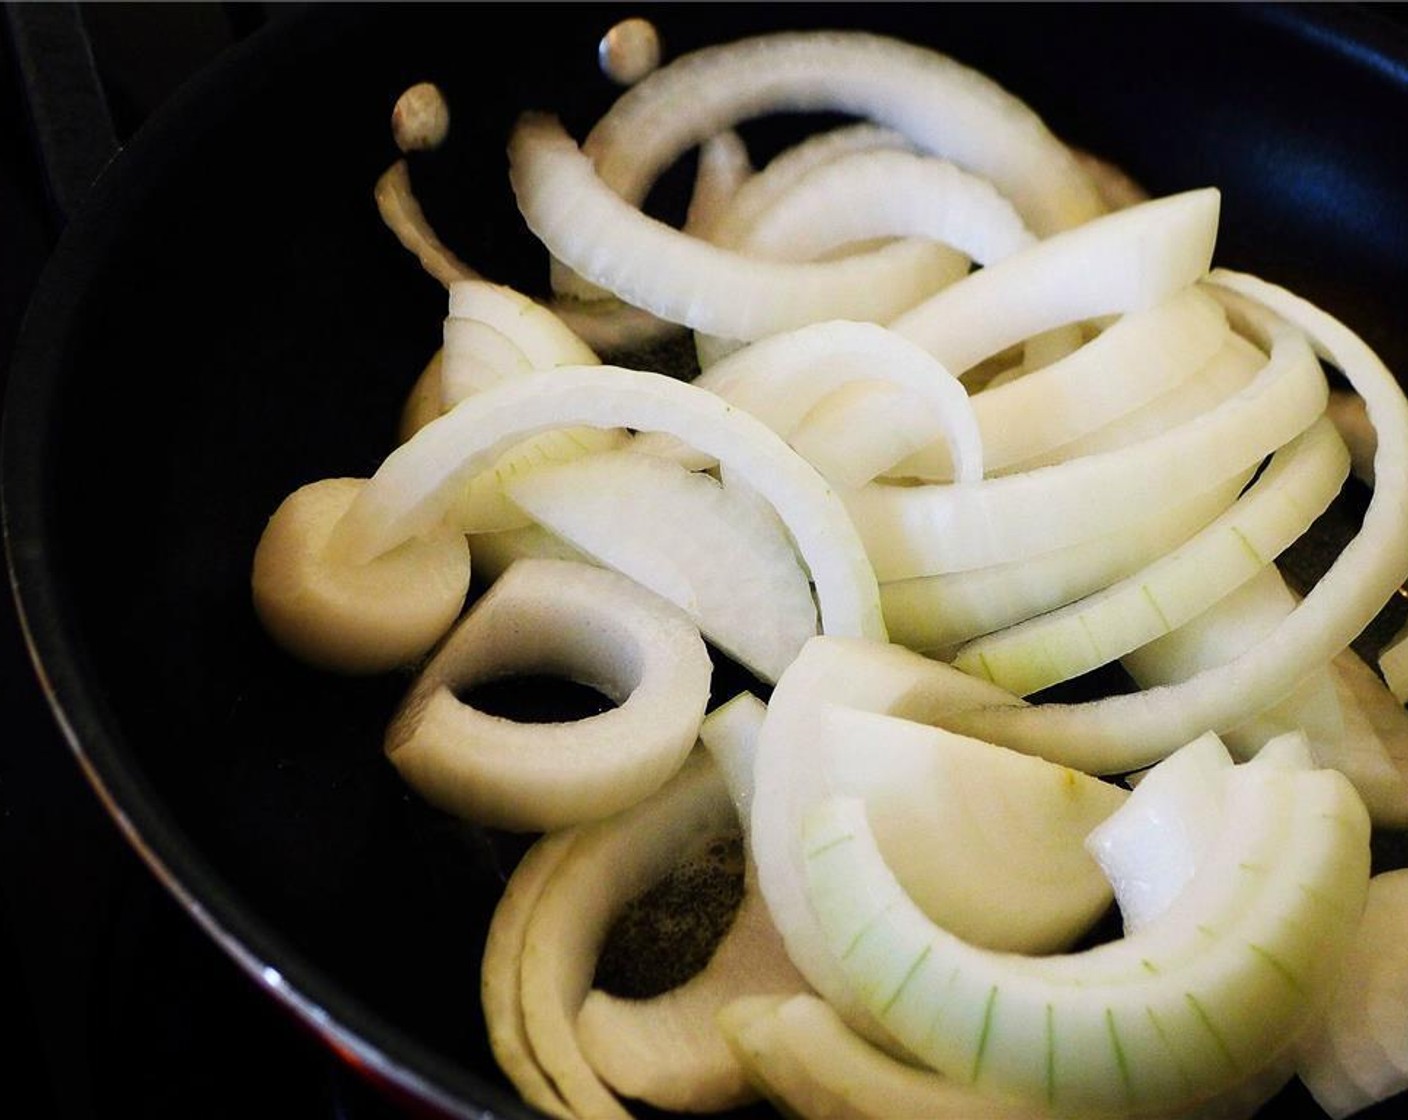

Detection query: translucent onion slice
xmin=888 ymin=188 xmax=1220 ymax=375
xmin=636 ymin=319 xmax=984 ymax=486
xmin=880 ymin=471 xmax=1250 ymax=653
xmin=508 ymin=112 xmax=1035 ymax=341
xmin=374 ymin=159 xmax=477 ymax=287
xmin=250 ymin=476 xmax=471 ymax=674
xmin=383 ymin=557 xmax=712 ymax=831
xmin=891 ymin=286 xmax=1230 ymax=480
xmin=942 ymin=270 xmax=1408 ymax=774
xmin=577 ymin=29 xmax=1104 ymax=239
xmin=331 ymin=364 xmax=887 ymax=643
xmin=683 ymin=130 xmax=754 ymax=241
xmin=847 ymin=308 xmax=1326 ymax=579
xmin=504 ymin=448 xmax=818 ymax=683
xmin=801 ymin=746 xmax=1369 ymax=1116
xmin=480 ymin=828 xmax=579 ymax=1120
xmin=517 ymin=750 xmax=730 ymax=1120
xmin=952 ymin=414 xmax=1350 ymax=696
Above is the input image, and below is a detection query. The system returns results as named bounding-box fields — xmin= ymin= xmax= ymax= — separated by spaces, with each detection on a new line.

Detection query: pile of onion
xmin=250 ymin=20 xmax=1408 ymax=1120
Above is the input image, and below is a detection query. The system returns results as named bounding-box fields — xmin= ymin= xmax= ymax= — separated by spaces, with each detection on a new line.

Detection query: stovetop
xmin=0 ymin=5 xmax=408 ymax=1115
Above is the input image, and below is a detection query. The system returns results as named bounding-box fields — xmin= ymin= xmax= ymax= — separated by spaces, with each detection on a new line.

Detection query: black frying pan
xmin=5 ymin=3 xmax=1408 ymax=1117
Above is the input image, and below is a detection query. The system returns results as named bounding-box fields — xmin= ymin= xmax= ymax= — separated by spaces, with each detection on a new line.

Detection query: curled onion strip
xmin=331 ymin=364 xmax=886 ymax=642
xmin=384 ymin=557 xmax=712 ymax=831
xmin=944 ymin=270 xmax=1408 ymax=773
xmin=509 ymin=113 xmax=1034 ymax=341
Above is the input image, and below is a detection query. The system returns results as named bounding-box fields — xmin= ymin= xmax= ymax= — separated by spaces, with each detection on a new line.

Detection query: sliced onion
xmin=509 ymin=112 xmax=1035 ymax=341
xmin=383 ymin=557 xmax=712 ymax=831
xmin=332 ymin=364 xmax=886 ymax=643
xmin=942 ymin=270 xmax=1408 ymax=773
xmin=847 ymin=305 xmax=1326 ymax=580
xmin=888 ymin=188 xmax=1220 ymax=375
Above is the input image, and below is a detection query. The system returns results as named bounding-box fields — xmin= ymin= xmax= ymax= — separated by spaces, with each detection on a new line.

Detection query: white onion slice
xmin=847 ymin=307 xmax=1326 ymax=579
xmin=509 ymin=113 xmax=1035 ymax=341
xmin=888 ymin=188 xmax=1220 ymax=375
xmin=952 ymin=414 xmax=1350 ymax=696
xmin=383 ymin=557 xmax=712 ymax=831
xmin=332 ymin=364 xmax=886 ymax=643
xmin=942 ymin=270 xmax=1408 ymax=774
xmin=578 ymin=29 xmax=1103 ymax=238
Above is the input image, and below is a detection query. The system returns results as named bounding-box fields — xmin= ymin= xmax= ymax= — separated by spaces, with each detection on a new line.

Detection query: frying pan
xmin=5 ymin=3 xmax=1408 ymax=1117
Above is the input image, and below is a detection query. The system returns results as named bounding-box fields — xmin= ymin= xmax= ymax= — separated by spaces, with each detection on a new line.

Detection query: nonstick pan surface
xmin=6 ymin=4 xmax=1408 ymax=1117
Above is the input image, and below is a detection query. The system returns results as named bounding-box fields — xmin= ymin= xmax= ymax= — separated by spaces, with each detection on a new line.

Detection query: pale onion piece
xmin=1126 ymin=565 xmax=1408 ymax=828
xmin=398 ymin=349 xmax=444 ymax=442
xmin=888 ymin=188 xmax=1220 ymax=376
xmin=456 ymin=426 xmax=630 ymax=534
xmin=637 ymin=319 xmax=984 ymax=485
xmin=706 ymin=123 xmax=915 ymax=251
xmin=373 ymin=159 xmax=477 ymax=288
xmin=579 ymin=29 xmax=1104 ymax=239
xmin=391 ymin=81 xmax=450 ymax=153
xmin=575 ymin=845 xmax=809 ymax=1113
xmin=880 ymin=473 xmax=1249 ymax=654
xmin=446 ymin=279 xmax=599 ymax=371
xmin=503 ymin=448 xmax=818 ymax=683
xmin=1378 ymin=618 xmax=1408 ymax=702
xmin=1295 ymin=870 xmax=1408 ymax=1117
xmin=801 ymin=747 xmax=1371 ymax=1117
xmin=331 ymin=365 xmax=887 ymax=643
xmin=383 ymin=557 xmax=711 ymax=831
xmin=999 ymin=328 xmax=1265 ymax=475
xmin=787 ymin=380 xmax=946 ymax=491
xmin=518 ymin=751 xmax=735 ymax=1120
xmin=1084 ymin=731 xmax=1235 ymax=936
xmin=848 ymin=308 xmax=1327 ymax=580
xmin=598 ymin=16 xmax=662 ymax=86
xmin=480 ymin=828 xmax=579 ymax=1120
xmin=440 ymin=317 xmax=533 ymax=407
xmin=463 ymin=523 xmax=589 ymax=587
xmin=1327 ymin=386 xmax=1376 ymax=485
xmin=722 ymin=147 xmax=1029 ymax=266
xmin=717 ymin=993 xmax=1047 ymax=1120
xmin=893 ymin=286 xmax=1230 ymax=480
xmin=544 ymin=296 xmax=686 ymax=358
xmin=683 ymin=130 xmax=754 ymax=242
xmin=508 ymin=112 xmax=1035 ymax=342
xmin=250 ymin=477 xmax=470 ymax=675
xmin=698 ymin=691 xmax=768 ymax=837
xmin=942 ymin=271 xmax=1408 ymax=773
xmin=819 ymin=704 xmax=1127 ymax=954
xmin=751 ymin=636 xmax=1025 ymax=1051
xmin=952 ymin=414 xmax=1351 ymax=696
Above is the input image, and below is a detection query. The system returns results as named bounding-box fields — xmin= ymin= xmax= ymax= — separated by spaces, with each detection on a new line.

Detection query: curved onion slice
xmin=331 ymin=364 xmax=886 ymax=643
xmin=637 ymin=319 xmax=984 ymax=486
xmin=718 ymin=993 xmax=1046 ymax=1120
xmin=374 ymin=159 xmax=477 ymax=287
xmin=504 ymin=448 xmax=818 ymax=683
xmin=893 ymin=285 xmax=1230 ymax=480
xmin=889 ymin=188 xmax=1220 ymax=375
xmin=880 ymin=472 xmax=1249 ymax=654
xmin=250 ymin=476 xmax=470 ymax=674
xmin=577 ymin=701 xmax=808 ymax=1113
xmin=1295 ymin=869 xmax=1408 ymax=1117
xmin=847 ymin=307 xmax=1326 ymax=580
xmin=516 ymin=751 xmax=737 ymax=1120
xmin=750 ymin=636 xmax=1025 ymax=1050
xmin=509 ymin=113 xmax=1035 ymax=341
xmin=683 ymin=130 xmax=754 ymax=241
xmin=941 ymin=271 xmax=1408 ymax=773
xmin=577 ymin=29 xmax=1103 ymax=239
xmin=802 ymin=743 xmax=1369 ymax=1116
xmin=383 ymin=558 xmax=711 ymax=831
xmin=952 ymin=414 xmax=1350 ymax=696
xmin=481 ymin=828 xmax=578 ymax=1120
